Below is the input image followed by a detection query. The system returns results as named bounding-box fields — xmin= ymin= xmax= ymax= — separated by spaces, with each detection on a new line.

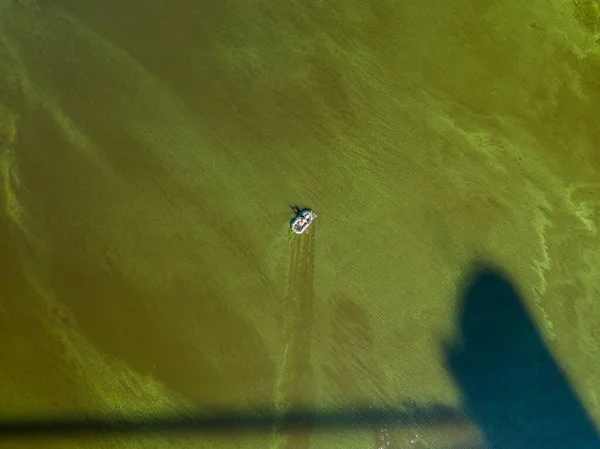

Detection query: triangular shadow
xmin=443 ymin=265 xmax=600 ymax=448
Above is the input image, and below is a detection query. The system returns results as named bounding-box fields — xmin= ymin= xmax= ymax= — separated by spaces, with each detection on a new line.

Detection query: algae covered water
xmin=1 ymin=0 xmax=600 ymax=447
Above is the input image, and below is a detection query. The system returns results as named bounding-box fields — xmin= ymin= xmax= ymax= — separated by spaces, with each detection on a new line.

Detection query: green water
xmin=1 ymin=0 xmax=600 ymax=447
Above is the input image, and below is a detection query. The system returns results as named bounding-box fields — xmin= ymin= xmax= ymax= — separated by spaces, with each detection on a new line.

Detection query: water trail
xmin=273 ymin=226 xmax=316 ymax=449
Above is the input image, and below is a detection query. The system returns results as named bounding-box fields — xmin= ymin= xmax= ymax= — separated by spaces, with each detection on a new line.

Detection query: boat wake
xmin=273 ymin=226 xmax=316 ymax=449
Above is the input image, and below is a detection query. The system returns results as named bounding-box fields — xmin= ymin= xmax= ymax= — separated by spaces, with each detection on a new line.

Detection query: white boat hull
xmin=291 ymin=209 xmax=317 ymax=234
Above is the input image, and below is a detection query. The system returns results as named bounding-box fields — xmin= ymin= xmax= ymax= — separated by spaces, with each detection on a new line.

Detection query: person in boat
xmin=290 ymin=207 xmax=316 ymax=233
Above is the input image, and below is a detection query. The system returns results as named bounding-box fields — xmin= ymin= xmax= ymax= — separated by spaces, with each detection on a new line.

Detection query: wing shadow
xmin=444 ymin=265 xmax=600 ymax=448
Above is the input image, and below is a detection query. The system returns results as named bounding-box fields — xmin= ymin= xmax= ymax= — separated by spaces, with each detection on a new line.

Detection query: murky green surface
xmin=1 ymin=0 xmax=600 ymax=447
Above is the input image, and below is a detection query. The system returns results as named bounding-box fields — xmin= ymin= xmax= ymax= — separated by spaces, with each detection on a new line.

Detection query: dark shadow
xmin=4 ymin=263 xmax=600 ymax=446
xmin=289 ymin=205 xmax=301 ymax=228
xmin=444 ymin=265 xmax=600 ymax=448
xmin=289 ymin=205 xmax=314 ymax=216
xmin=0 ymin=404 xmax=465 ymax=439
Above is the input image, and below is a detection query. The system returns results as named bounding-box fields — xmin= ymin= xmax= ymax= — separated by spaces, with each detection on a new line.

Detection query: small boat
xmin=290 ymin=209 xmax=317 ymax=234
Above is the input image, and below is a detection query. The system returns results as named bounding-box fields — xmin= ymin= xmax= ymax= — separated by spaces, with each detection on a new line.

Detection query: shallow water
xmin=1 ymin=0 xmax=600 ymax=447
